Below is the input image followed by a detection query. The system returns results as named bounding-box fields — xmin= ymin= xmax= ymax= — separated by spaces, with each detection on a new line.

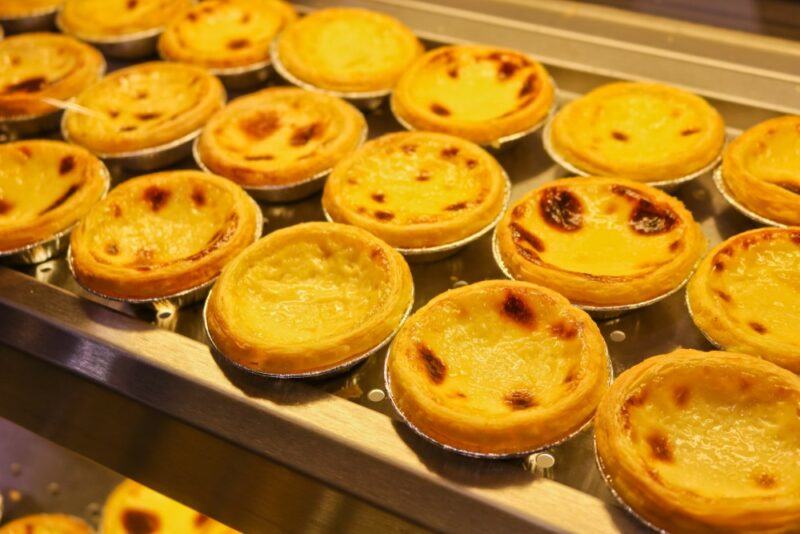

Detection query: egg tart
xmin=0 ymin=33 xmax=104 ymax=120
xmin=69 ymin=170 xmax=259 ymax=301
xmin=275 ymin=8 xmax=423 ymax=94
xmin=720 ymin=115 xmax=800 ymax=226
xmin=64 ymin=62 xmax=225 ymax=156
xmin=59 ymin=0 xmax=191 ymax=41
xmin=687 ymin=228 xmax=800 ymax=373
xmin=595 ymin=349 xmax=800 ymax=533
xmin=102 ymin=480 xmax=238 ymax=534
xmin=549 ymin=82 xmax=725 ymax=183
xmin=323 ymin=132 xmax=508 ymax=249
xmin=196 ymin=87 xmax=366 ymax=190
xmin=159 ymin=0 xmax=296 ymax=71
xmin=392 ymin=45 xmax=555 ymax=146
xmin=0 ymin=514 xmax=92 ymax=534
xmin=0 ymin=141 xmax=108 ymax=256
xmin=206 ymin=222 xmax=413 ymax=376
xmin=387 ymin=280 xmax=609 ymax=456
xmin=0 ymin=0 xmax=61 ymax=20
xmin=495 ymin=177 xmax=706 ymax=308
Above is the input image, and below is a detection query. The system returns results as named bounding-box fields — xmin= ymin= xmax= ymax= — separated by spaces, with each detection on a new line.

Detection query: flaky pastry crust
xmin=388 ymin=280 xmax=609 ymax=455
xmin=496 ymin=177 xmax=706 ymax=307
xmin=595 ymin=349 xmax=800 ymax=533
xmin=70 ymin=170 xmax=259 ymax=300
xmin=206 ymin=222 xmax=413 ymax=375
xmin=59 ymin=0 xmax=191 ymax=40
xmin=323 ymin=131 xmax=508 ymax=248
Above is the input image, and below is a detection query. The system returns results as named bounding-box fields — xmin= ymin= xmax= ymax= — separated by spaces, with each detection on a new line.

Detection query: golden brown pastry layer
xmin=59 ymin=0 xmax=191 ymax=39
xmin=496 ymin=177 xmax=706 ymax=307
xmin=70 ymin=170 xmax=259 ymax=300
xmin=0 ymin=32 xmax=104 ymax=119
xmin=0 ymin=0 xmax=62 ymax=18
xmin=392 ymin=45 xmax=555 ymax=145
xmin=323 ymin=131 xmax=508 ymax=248
xmin=595 ymin=349 xmax=800 ymax=533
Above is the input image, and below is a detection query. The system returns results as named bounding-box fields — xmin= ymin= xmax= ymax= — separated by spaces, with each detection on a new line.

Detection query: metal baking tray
xmin=2 ymin=0 xmax=800 ymax=532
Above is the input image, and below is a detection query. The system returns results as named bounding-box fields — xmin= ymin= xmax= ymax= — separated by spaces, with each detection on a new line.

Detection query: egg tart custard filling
xmin=595 ymin=349 xmax=800 ymax=533
xmin=159 ymin=0 xmax=296 ymax=70
xmin=59 ymin=0 xmax=192 ymax=40
xmin=64 ymin=62 xmax=225 ymax=156
xmin=721 ymin=115 xmax=800 ymax=226
xmin=275 ymin=7 xmax=423 ymax=94
xmin=0 ymin=141 xmax=108 ymax=253
xmin=206 ymin=222 xmax=413 ymax=376
xmin=197 ymin=87 xmax=366 ymax=188
xmin=323 ymin=131 xmax=508 ymax=249
xmin=387 ymin=280 xmax=609 ymax=456
xmin=550 ymin=82 xmax=725 ymax=183
xmin=69 ymin=170 xmax=260 ymax=300
xmin=687 ymin=228 xmax=800 ymax=373
xmin=495 ymin=177 xmax=706 ymax=307
xmin=0 ymin=33 xmax=104 ymax=120
xmin=392 ymin=45 xmax=555 ymax=145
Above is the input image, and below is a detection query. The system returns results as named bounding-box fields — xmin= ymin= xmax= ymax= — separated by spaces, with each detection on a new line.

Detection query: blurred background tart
xmin=392 ymin=45 xmax=555 ymax=145
xmin=495 ymin=177 xmax=706 ymax=307
xmin=387 ymin=280 xmax=609 ymax=456
xmin=64 ymin=61 xmax=225 ymax=156
xmin=69 ymin=170 xmax=259 ymax=300
xmin=275 ymin=7 xmax=423 ymax=94
xmin=0 ymin=0 xmax=62 ymax=20
xmin=687 ymin=227 xmax=800 ymax=372
xmin=0 ymin=140 xmax=108 ymax=253
xmin=197 ymin=87 xmax=365 ymax=189
xmin=159 ymin=0 xmax=296 ymax=71
xmin=59 ymin=0 xmax=191 ymax=41
xmin=323 ymin=131 xmax=508 ymax=249
xmin=550 ymin=82 xmax=725 ymax=183
xmin=0 ymin=514 xmax=92 ymax=533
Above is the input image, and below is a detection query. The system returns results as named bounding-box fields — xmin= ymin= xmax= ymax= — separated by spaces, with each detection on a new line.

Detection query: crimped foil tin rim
xmin=683 ymin=289 xmax=724 ymax=350
xmin=491 ymin=225 xmax=697 ymax=315
xmin=55 ymin=10 xmax=164 ymax=45
xmin=542 ymin=117 xmax=723 ymax=189
xmin=202 ymin=285 xmax=415 ymax=379
xmin=0 ymin=4 xmax=59 ymax=21
xmin=66 ymin=197 xmax=263 ymax=306
xmin=711 ymin=166 xmax=787 ymax=228
xmin=192 ymin=120 xmax=369 ymax=195
xmin=0 ymin=160 xmax=112 ymax=261
xmin=322 ymin=169 xmax=512 ymax=258
xmin=156 ymin=45 xmax=273 ymax=78
xmin=384 ymin=336 xmax=613 ymax=460
xmin=389 ymin=77 xmax=559 ymax=150
xmin=269 ymin=39 xmax=392 ymax=101
xmin=593 ymin=437 xmax=668 ymax=534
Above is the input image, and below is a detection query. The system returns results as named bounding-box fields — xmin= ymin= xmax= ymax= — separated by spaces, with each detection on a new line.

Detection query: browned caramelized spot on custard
xmin=518 ymin=74 xmax=537 ymax=98
xmin=715 ymin=289 xmax=732 ymax=303
xmin=143 ymin=186 xmax=170 ymax=212
xmin=126 ymin=0 xmax=138 ymax=8
xmin=539 ymin=188 xmax=583 ymax=232
xmin=374 ymin=210 xmax=394 ymax=221
xmin=441 ymin=146 xmax=459 ymax=158
xmin=135 ymin=112 xmax=161 ymax=121
xmin=511 ymin=204 xmax=526 ymax=219
xmin=415 ymin=171 xmax=430 ymax=182
xmin=0 ymin=199 xmax=13 ymax=215
xmin=121 ymin=508 xmax=159 ymax=533
xmin=240 ymin=12 xmax=252 ymax=23
xmin=668 ymin=241 xmax=681 ymax=253
xmin=753 ymin=472 xmax=777 ymax=489
xmin=17 ymin=145 xmax=32 ymax=158
xmin=792 ymin=232 xmax=800 ymax=245
xmin=370 ymin=247 xmax=387 ymax=266
xmin=4 ymin=76 xmax=47 ymax=93
xmin=775 ymin=181 xmax=800 ymax=195
xmin=239 ymin=111 xmax=280 ymax=139
xmin=371 ymin=192 xmax=385 ymax=203
xmin=497 ymin=61 xmax=520 ymax=80
xmin=712 ymin=260 xmax=725 ymax=272
xmin=194 ymin=514 xmax=209 ymax=527
xmin=465 ymin=158 xmax=478 ymax=169
xmin=120 ymin=126 xmax=138 ymax=132
xmin=191 ymin=187 xmax=206 ymax=207
xmin=109 ymin=203 xmax=122 ymax=218
xmin=108 ymin=109 xmax=120 ymax=118
xmin=430 ymin=103 xmax=451 ymax=116
xmin=672 ymin=385 xmax=690 ymax=407
xmin=681 ymin=127 xmax=701 ymax=136
xmin=400 ymin=143 xmax=417 ymax=154
xmin=504 ymin=389 xmax=537 ymax=409
xmin=646 ymin=431 xmax=674 ymax=462
xmin=447 ymin=66 xmax=459 ymax=79
xmin=228 ymin=38 xmax=250 ymax=50
xmin=550 ymin=320 xmax=578 ymax=340
xmin=9 ymin=56 xmax=20 ymax=66
xmin=244 ymin=154 xmax=274 ymax=161
xmin=59 ymin=155 xmax=76 ymax=175
xmin=611 ymin=131 xmax=629 ymax=142
xmin=40 ymin=183 xmax=80 ymax=214
xmin=418 ymin=343 xmax=446 ymax=384
xmin=749 ymin=321 xmax=767 ymax=334
xmin=630 ymin=200 xmax=678 ymax=235
xmin=501 ymin=290 xmax=535 ymax=327
xmin=510 ymin=222 xmax=545 ymax=253
xmin=290 ymin=122 xmax=323 ymax=146
xmin=135 ymin=90 xmax=148 ymax=100
xmin=186 ymin=11 xmax=198 ymax=21
xmin=445 ymin=201 xmax=467 ymax=211
xmin=105 ymin=242 xmax=119 ymax=255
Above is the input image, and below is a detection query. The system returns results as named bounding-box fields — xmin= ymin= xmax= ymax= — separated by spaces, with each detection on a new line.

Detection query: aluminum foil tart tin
xmin=593 ymin=439 xmax=667 ymax=534
xmin=0 ymin=110 xmax=62 ymax=141
xmin=384 ymin=341 xmax=613 ymax=460
xmin=0 ymin=6 xmax=58 ymax=33
xmin=542 ymin=118 xmax=723 ymax=191
xmin=192 ymin=122 xmax=369 ymax=203
xmin=322 ymin=170 xmax=511 ymax=263
xmin=683 ymin=290 xmax=724 ymax=350
xmin=269 ymin=42 xmax=390 ymax=112
xmin=0 ymin=163 xmax=111 ymax=265
xmin=66 ymin=199 xmax=263 ymax=311
xmin=208 ymin=61 xmax=273 ymax=91
xmin=711 ymin=166 xmax=787 ymax=228
xmin=56 ymin=13 xmax=163 ymax=59
xmin=203 ymin=287 xmax=414 ymax=379
xmin=491 ymin=227 xmax=695 ymax=320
